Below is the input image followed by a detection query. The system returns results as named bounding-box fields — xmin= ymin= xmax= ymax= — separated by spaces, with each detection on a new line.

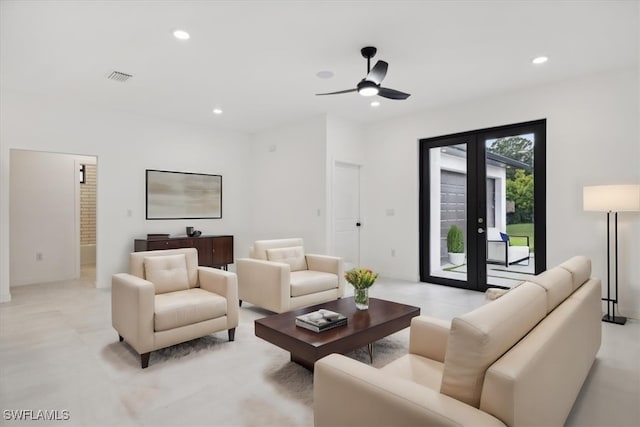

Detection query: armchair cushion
xmin=144 ymin=254 xmax=189 ymax=294
xmin=253 ymin=238 xmax=304 ymax=260
xmin=266 ymin=246 xmax=308 ymax=272
xmin=154 ymin=288 xmax=227 ymax=332
xmin=290 ymin=270 xmax=339 ymax=297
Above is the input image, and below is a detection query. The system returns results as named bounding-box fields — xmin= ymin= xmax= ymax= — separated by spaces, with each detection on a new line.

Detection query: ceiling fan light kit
xmin=316 ymin=46 xmax=411 ymax=100
xmin=357 ymin=80 xmax=379 ymax=96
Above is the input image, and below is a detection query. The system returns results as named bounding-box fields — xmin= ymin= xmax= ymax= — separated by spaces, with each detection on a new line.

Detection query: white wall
xmin=0 ymin=90 xmax=252 ymax=301
xmin=3 ymin=69 xmax=638 ymax=319
xmin=360 ymin=66 xmax=640 ymax=319
xmin=248 ymin=115 xmax=327 ymax=254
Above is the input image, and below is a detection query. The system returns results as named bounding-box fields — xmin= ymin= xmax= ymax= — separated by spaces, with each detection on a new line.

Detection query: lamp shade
xmin=583 ymin=184 xmax=640 ymax=212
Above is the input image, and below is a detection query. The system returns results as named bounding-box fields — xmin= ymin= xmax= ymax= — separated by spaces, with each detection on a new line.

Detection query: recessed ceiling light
xmin=370 ymin=101 xmax=380 ymax=107
xmin=532 ymin=56 xmax=548 ymax=65
xmin=316 ymin=70 xmax=334 ymax=79
xmin=212 ymin=108 xmax=223 ymax=115
xmin=173 ymin=29 xmax=190 ymax=40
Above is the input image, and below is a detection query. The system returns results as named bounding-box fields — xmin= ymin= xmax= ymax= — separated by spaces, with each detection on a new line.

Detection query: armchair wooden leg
xmin=118 ymin=335 xmax=124 ymax=342
xmin=228 ymin=328 xmax=236 ymax=342
xmin=141 ymin=352 xmax=150 ymax=369
xmin=239 ymin=299 xmax=243 ymax=307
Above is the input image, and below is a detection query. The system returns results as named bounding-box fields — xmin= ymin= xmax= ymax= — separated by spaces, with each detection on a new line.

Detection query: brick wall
xmin=80 ymin=164 xmax=96 ymax=245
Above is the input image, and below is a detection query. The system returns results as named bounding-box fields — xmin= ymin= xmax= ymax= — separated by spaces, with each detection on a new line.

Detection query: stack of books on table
xmin=295 ymin=309 xmax=347 ymax=333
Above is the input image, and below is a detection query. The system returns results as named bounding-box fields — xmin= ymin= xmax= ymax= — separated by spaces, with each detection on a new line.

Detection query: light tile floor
xmin=0 ymin=273 xmax=638 ymax=426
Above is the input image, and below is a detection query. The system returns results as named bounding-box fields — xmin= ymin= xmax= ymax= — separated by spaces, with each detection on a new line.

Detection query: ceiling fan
xmin=316 ymin=46 xmax=411 ymax=100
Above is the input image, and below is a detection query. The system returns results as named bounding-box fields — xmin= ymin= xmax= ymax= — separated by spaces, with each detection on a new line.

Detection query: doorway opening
xmin=9 ymin=150 xmax=97 ymax=288
xmin=79 ymin=161 xmax=97 ymax=281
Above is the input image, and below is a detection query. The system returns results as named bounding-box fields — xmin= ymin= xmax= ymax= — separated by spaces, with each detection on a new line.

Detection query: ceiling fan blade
xmin=366 ymin=60 xmax=388 ymax=85
xmin=378 ymin=86 xmax=411 ymax=100
xmin=315 ymin=88 xmax=357 ymax=96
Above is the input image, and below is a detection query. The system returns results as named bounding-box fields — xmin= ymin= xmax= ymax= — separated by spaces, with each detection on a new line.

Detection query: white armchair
xmin=236 ymin=238 xmax=344 ymax=313
xmin=111 ymin=248 xmax=238 ymax=368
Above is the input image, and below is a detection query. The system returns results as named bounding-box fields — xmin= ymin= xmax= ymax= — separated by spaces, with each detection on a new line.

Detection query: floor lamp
xmin=583 ymin=184 xmax=640 ymax=325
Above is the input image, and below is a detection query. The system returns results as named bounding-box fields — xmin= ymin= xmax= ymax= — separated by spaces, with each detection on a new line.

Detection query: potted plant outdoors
xmin=345 ymin=268 xmax=379 ymax=310
xmin=447 ymin=225 xmax=466 ymax=266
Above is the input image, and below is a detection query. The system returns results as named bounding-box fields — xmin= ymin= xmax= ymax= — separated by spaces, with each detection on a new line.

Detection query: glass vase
xmin=354 ymin=288 xmax=369 ymax=310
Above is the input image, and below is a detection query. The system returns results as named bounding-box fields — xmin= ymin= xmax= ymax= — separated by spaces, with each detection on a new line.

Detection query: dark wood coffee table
xmin=254 ymin=297 xmax=420 ymax=370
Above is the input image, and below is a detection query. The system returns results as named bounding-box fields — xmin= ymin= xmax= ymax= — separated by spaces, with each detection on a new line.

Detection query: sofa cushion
xmin=154 ymin=288 xmax=227 ymax=332
xmin=144 ymin=254 xmax=189 ymax=294
xmin=559 ymin=256 xmax=591 ymax=291
xmin=440 ymin=282 xmax=547 ymax=408
xmin=381 ymin=354 xmax=445 ymax=390
xmin=528 ymin=267 xmax=573 ymax=313
xmin=290 ymin=270 xmax=338 ymax=297
xmin=267 ymin=246 xmax=308 ymax=272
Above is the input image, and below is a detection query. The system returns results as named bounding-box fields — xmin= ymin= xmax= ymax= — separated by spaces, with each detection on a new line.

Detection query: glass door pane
xmin=484 ymin=133 xmax=535 ymax=287
xmin=428 ymin=143 xmax=468 ymax=284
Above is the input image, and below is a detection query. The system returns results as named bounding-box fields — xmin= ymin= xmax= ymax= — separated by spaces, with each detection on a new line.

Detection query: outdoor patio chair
xmin=486 ymin=227 xmax=530 ymax=267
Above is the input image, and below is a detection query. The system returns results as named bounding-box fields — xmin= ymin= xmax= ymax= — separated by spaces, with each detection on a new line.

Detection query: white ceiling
xmin=1 ymin=1 xmax=637 ymax=133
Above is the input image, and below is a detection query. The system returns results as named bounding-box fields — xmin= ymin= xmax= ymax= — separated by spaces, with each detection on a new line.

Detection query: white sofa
xmin=112 ymin=248 xmax=239 ymax=368
xmin=236 ymin=238 xmax=344 ymax=313
xmin=314 ymin=256 xmax=601 ymax=427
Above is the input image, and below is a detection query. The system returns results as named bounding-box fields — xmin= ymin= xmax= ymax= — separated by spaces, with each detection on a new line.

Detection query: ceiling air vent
xmin=107 ymin=71 xmax=133 ymax=82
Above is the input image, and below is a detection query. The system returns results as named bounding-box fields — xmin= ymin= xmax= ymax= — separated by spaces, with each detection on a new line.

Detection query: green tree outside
xmin=506 ymin=169 xmax=534 ymax=223
xmin=487 ymin=136 xmax=534 ymax=225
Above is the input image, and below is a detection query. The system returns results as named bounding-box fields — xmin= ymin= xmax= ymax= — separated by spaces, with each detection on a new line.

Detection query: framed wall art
xmin=146 ymin=169 xmax=222 ymax=219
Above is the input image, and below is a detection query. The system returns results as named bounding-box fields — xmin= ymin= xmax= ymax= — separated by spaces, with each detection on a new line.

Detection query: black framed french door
xmin=419 ymin=120 xmax=546 ymax=291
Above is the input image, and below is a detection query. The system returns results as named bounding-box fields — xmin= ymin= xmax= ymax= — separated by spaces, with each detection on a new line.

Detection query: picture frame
xmin=146 ymin=169 xmax=222 ymax=220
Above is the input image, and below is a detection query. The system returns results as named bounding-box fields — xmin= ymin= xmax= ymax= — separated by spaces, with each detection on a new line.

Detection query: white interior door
xmin=333 ymin=162 xmax=360 ymax=271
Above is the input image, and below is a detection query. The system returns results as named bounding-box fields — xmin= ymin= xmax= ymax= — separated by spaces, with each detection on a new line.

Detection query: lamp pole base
xmin=602 ymin=314 xmax=627 ymax=325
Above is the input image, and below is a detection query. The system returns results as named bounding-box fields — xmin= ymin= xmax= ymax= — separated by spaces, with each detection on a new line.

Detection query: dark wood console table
xmin=134 ymin=235 xmax=234 ymax=270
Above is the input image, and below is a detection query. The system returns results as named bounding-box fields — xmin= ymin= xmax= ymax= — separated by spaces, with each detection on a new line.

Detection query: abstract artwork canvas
xmin=146 ymin=169 xmax=222 ymax=219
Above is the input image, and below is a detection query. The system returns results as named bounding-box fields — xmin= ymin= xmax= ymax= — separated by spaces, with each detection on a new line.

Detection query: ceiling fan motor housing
xmin=361 ymin=46 xmax=377 ymax=59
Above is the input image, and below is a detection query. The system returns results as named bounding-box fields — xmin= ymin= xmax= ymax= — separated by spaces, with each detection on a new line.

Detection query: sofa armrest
xmin=198 ymin=267 xmax=239 ymax=328
xmin=111 ymin=273 xmax=155 ymax=354
xmin=236 ymin=258 xmax=290 ymax=313
xmin=314 ymin=354 xmax=506 ymax=427
xmin=409 ymin=316 xmax=451 ymax=362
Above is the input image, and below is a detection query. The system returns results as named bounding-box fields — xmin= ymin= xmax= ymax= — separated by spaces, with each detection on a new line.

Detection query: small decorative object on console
xmin=295 ymin=309 xmax=347 ymax=332
xmin=345 ymin=268 xmax=379 ymax=310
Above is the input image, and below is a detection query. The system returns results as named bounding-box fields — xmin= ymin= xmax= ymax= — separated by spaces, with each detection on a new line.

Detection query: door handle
xmin=478 ymin=228 xmax=485 ymax=234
